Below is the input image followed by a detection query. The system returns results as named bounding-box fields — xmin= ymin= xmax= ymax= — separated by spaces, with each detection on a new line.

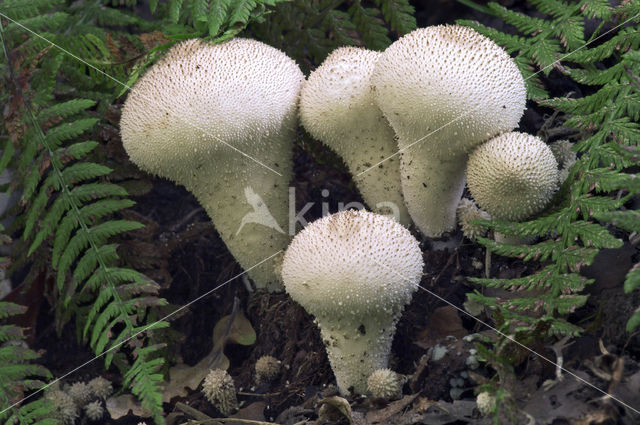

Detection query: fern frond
xmin=0 ymin=302 xmax=55 ymax=423
xmin=487 ymin=2 xmax=553 ymax=35
xmin=348 ymin=1 xmax=391 ymax=50
xmin=375 ymin=0 xmax=416 ymax=35
xmin=123 ymin=343 xmax=167 ymax=424
xmin=593 ymin=210 xmax=640 ymax=232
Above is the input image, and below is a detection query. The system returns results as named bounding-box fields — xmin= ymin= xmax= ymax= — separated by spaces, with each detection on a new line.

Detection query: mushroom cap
xmin=202 ymin=369 xmax=238 ymax=416
xmin=281 ymin=210 xmax=423 ymax=318
xmin=466 ymin=132 xmax=559 ymax=221
xmin=255 ymin=355 xmax=281 ymax=384
xmin=367 ymin=369 xmax=404 ymax=399
xmin=120 ymin=37 xmax=304 ymax=181
xmin=300 ymin=47 xmax=384 ymax=149
xmin=84 ymin=401 xmax=105 ymax=421
xmin=371 ymin=24 xmax=526 ymax=155
xmin=88 ymin=376 xmax=113 ymax=400
xmin=456 ymin=198 xmax=490 ymax=240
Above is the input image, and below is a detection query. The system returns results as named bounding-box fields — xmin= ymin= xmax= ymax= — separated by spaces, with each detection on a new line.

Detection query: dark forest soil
xmin=26 ymin=1 xmax=640 ymax=424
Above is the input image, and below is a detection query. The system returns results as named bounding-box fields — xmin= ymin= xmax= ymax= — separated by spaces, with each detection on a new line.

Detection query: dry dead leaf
xmin=414 ymin=306 xmax=467 ymax=349
xmin=365 ymin=393 xmax=419 ymax=424
xmin=163 ymin=308 xmax=256 ymax=403
xmin=318 ymin=396 xmax=354 ymax=425
xmin=105 ymin=394 xmax=151 ymax=420
xmin=232 ymin=401 xmax=267 ymax=422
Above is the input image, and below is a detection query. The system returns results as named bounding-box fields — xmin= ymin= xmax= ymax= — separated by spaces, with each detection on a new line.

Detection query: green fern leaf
xmin=375 ymin=0 xmax=416 ymax=35
xmin=56 ymin=220 xmax=144 ymax=288
xmin=208 ymin=0 xmax=232 ymax=36
xmin=488 ymin=2 xmax=553 ymax=35
xmin=72 ymin=243 xmax=119 ymax=283
xmin=624 ymin=263 xmax=640 ymax=294
xmin=580 ymin=0 xmax=613 ymax=19
xmin=36 ymin=98 xmax=96 ymax=124
xmin=529 ymin=0 xmax=573 ymax=18
xmin=169 ymin=0 xmax=185 ymax=23
xmin=44 ymin=118 xmax=99 ymax=148
xmin=593 ymin=210 xmax=640 ymax=232
xmin=348 ymin=1 xmax=391 ymax=50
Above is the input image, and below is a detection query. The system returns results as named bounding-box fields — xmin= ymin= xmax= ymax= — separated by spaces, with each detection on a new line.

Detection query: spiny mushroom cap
xmin=300 ymin=47 xmax=385 ymax=151
xmin=549 ymin=140 xmax=576 ymax=168
xmin=67 ymin=381 xmax=92 ymax=406
xmin=84 ymin=401 xmax=104 ymax=421
xmin=282 ymin=210 xmax=423 ymax=319
xmin=367 ymin=369 xmax=404 ymax=399
xmin=456 ymin=198 xmax=491 ymax=240
xmin=202 ymin=369 xmax=238 ymax=416
xmin=550 ymin=139 xmax=577 ymax=182
xmin=476 ymin=391 xmax=497 ymax=415
xmin=46 ymin=390 xmax=78 ymax=424
xmin=120 ymin=37 xmax=304 ymax=182
xmin=371 ymin=24 xmax=526 ymax=155
xmin=467 ymin=132 xmax=559 ymax=221
xmin=255 ymin=355 xmax=281 ymax=383
xmin=88 ymin=376 xmax=113 ymax=400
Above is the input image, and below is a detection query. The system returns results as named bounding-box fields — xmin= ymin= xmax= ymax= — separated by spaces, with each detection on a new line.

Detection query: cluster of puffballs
xmin=44 ymin=377 xmax=113 ymax=423
xmin=119 ymin=25 xmax=567 ymax=399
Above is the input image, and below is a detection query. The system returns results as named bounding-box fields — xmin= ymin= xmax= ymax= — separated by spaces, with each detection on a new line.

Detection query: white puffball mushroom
xmin=84 ymin=400 xmax=104 ymax=421
xmin=372 ymin=25 xmax=526 ymax=237
xmin=467 ymin=132 xmax=559 ymax=222
xmin=476 ymin=391 xmax=497 ymax=415
xmin=549 ymin=139 xmax=577 ymax=183
xmin=456 ymin=198 xmax=491 ymax=240
xmin=45 ymin=390 xmax=79 ymax=424
xmin=121 ymin=38 xmax=304 ymax=291
xmin=300 ymin=47 xmax=410 ymax=226
xmin=67 ymin=381 xmax=92 ymax=406
xmin=88 ymin=376 xmax=113 ymax=400
xmin=367 ymin=369 xmax=404 ymax=400
xmin=202 ymin=369 xmax=238 ymax=416
xmin=282 ymin=210 xmax=423 ymax=395
xmin=255 ymin=355 xmax=281 ymax=385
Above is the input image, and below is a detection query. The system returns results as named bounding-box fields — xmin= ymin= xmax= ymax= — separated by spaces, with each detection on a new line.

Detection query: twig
xmin=182 ymin=419 xmax=282 ymax=425
xmin=175 ymin=401 xmax=216 ymax=422
xmin=432 ymin=250 xmax=458 ymax=285
xmin=237 ymin=391 xmax=282 ymax=397
xmin=484 ymin=245 xmax=491 ymax=279
xmin=170 ymin=206 xmax=205 ymax=232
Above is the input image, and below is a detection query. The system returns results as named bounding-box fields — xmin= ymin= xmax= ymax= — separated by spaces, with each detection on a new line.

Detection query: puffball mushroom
xmin=300 ymin=47 xmax=411 ymax=226
xmin=281 ymin=210 xmax=423 ymax=395
xmin=367 ymin=369 xmax=404 ymax=400
xmin=120 ymin=38 xmax=304 ymax=291
xmin=466 ymin=132 xmax=559 ymax=222
xmin=371 ymin=25 xmax=526 ymax=237
xmin=202 ymin=369 xmax=238 ymax=416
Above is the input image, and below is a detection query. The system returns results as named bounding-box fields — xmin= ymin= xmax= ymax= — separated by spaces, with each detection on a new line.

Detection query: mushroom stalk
xmin=185 ymin=120 xmax=296 ymax=290
xmin=300 ymin=47 xmax=411 ymax=225
xmin=317 ymin=312 xmax=399 ymax=394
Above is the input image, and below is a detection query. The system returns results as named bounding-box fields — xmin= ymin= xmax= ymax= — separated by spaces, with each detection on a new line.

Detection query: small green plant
xmin=0 ymin=303 xmax=57 ymax=425
xmin=455 ymin=0 xmax=639 ymax=420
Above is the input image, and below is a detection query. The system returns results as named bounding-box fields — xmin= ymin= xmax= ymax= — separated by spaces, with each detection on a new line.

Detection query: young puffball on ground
xmin=371 ymin=24 xmax=526 ymax=237
xmin=466 ymin=132 xmax=559 ymax=223
xmin=120 ymin=38 xmax=304 ymax=292
xmin=299 ymin=47 xmax=411 ymax=226
xmin=281 ymin=210 xmax=423 ymax=395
